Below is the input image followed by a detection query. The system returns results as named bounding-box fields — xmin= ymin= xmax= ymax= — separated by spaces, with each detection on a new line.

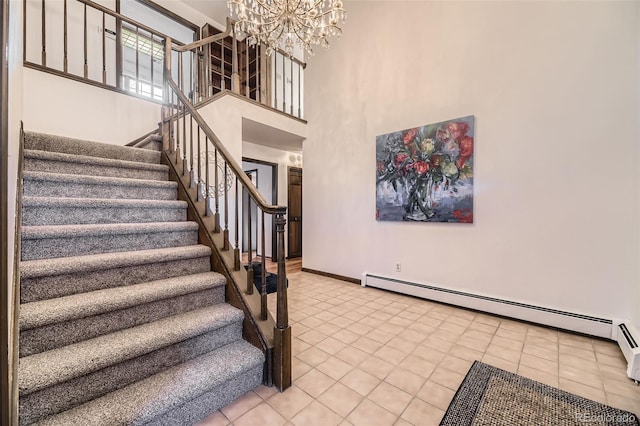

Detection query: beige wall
xmin=304 ymin=1 xmax=640 ymax=325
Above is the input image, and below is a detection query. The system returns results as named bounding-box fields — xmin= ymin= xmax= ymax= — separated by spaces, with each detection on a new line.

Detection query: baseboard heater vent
xmin=361 ymin=274 xmax=613 ymax=339
xmin=616 ymin=322 xmax=640 ymax=382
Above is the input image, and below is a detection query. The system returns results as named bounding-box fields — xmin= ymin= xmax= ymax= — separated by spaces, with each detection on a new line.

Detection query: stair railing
xmin=161 ymin=36 xmax=291 ymax=391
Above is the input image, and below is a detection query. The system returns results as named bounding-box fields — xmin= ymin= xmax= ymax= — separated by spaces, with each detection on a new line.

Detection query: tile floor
xmin=197 ymin=272 xmax=640 ymax=426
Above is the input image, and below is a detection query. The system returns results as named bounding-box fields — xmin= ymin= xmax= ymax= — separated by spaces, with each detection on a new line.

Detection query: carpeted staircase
xmin=18 ymin=132 xmax=264 ymax=425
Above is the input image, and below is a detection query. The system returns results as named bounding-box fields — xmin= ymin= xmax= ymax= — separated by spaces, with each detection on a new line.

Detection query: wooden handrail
xmin=166 ymin=78 xmax=286 ymax=215
xmin=174 ymin=17 xmax=233 ymax=52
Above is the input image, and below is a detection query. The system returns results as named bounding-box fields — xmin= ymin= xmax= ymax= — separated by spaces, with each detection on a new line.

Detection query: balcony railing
xmin=23 ymin=0 xmax=306 ymax=119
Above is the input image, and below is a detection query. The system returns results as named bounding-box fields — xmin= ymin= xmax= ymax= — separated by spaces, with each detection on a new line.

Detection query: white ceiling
xmin=182 ymin=0 xmax=231 ymax=24
xmin=242 ymin=118 xmax=304 ymax=153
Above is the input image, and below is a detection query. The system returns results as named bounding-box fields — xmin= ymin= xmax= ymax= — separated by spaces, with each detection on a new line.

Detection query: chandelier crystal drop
xmin=227 ymin=0 xmax=346 ymax=57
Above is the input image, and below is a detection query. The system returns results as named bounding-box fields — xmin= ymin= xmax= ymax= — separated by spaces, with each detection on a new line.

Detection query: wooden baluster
xmin=135 ymin=26 xmax=139 ymax=92
xmin=41 ymin=0 xmax=46 ymax=65
xmin=175 ymin=98 xmax=180 ymax=165
xmin=205 ymin=136 xmax=211 ymax=215
xmin=63 ymin=0 xmax=67 ymax=72
xmin=214 ymin=148 xmax=221 ymax=232
xmin=163 ymin=37 xmax=172 ymax=153
xmin=196 ymin=126 xmax=201 ymax=200
xmin=188 ymin=113 xmax=193 ymax=182
xmin=260 ymin=211 xmax=267 ymax=320
xmin=273 ymin=212 xmax=291 ymax=391
xmin=246 ymin=194 xmax=253 ymax=294
xmin=223 ymin=162 xmax=230 ymax=250
xmin=83 ymin=4 xmax=88 ymax=78
xmin=232 ymin=29 xmax=239 ymax=93
xmin=234 ymin=175 xmax=240 ymax=270
xmin=102 ymin=13 xmax=106 ymax=84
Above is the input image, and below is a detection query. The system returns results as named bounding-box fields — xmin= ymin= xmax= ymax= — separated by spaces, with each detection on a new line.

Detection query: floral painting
xmin=376 ymin=116 xmax=474 ymax=223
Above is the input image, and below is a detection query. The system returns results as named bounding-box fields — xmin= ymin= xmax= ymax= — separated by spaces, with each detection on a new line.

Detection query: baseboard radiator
xmin=615 ymin=322 xmax=640 ymax=382
xmin=361 ymin=274 xmax=613 ymax=339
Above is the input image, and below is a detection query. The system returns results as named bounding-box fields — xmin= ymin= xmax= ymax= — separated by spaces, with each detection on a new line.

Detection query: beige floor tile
xmin=254 ymin=384 xmax=279 ymax=400
xmin=467 ymin=321 xmax=498 ymax=335
xmin=447 ymin=344 xmax=483 ymax=363
xmin=194 ymin=410 xmax=229 ymax=426
xmin=378 ymin=322 xmax=406 ymax=336
xmin=599 ymin=363 xmax=633 ymax=382
xmin=300 ymin=316 xmax=325 ymax=329
xmin=233 ymin=402 xmax=287 ymax=426
xmin=517 ymin=365 xmax=559 ymax=388
xmin=447 ymin=316 xmax=472 ymax=328
xmin=437 ymin=322 xmax=467 ymax=336
xmin=220 ymin=390 xmax=262 ymax=421
xmin=347 ymin=399 xmax=397 ymax=426
xmin=352 ymin=336 xmax=385 ymax=354
xmin=359 ymin=316 xmax=386 ymax=328
xmin=525 ymin=335 xmax=558 ymax=349
xmin=318 ymin=382 xmax=364 ymax=418
xmin=481 ymin=354 xmax=518 ymax=373
xmin=296 ymin=369 xmax=336 ymax=398
xmin=336 ymin=346 xmax=370 ymax=367
xmin=398 ymin=329 xmax=429 ymax=344
xmin=559 ymin=365 xmax=603 ymax=389
xmin=367 ymin=329 xmax=395 ymax=344
xmin=411 ymin=345 xmax=447 ymax=364
xmin=292 ymin=338 xmax=312 ymax=357
xmin=559 ymin=344 xmax=597 ymax=362
xmin=398 ymin=311 xmax=422 ymax=321
xmin=385 ymin=367 xmax=427 ymax=395
xmin=291 ymin=401 xmax=343 ymax=426
xmin=348 ymin=322 xmax=374 ymax=335
xmin=316 ymin=322 xmax=343 ymax=337
xmin=387 ymin=336 xmax=419 ymax=354
xmin=317 ymin=357 xmax=355 ymax=381
xmin=333 ymin=328 xmax=360 ymax=345
xmin=316 ymin=310 xmax=338 ymax=321
xmin=519 ymin=352 xmax=558 ymax=373
xmin=316 ymin=337 xmax=349 ymax=356
xmin=267 ymin=386 xmax=314 ymax=419
xmin=593 ymin=339 xmax=623 ymax=356
xmin=439 ymin=355 xmax=473 ymax=375
xmin=416 ymin=380 xmax=456 ymax=411
xmin=558 ymin=334 xmax=593 ymax=351
xmin=595 ymin=351 xmax=627 ymax=368
xmin=462 ymin=329 xmax=494 ymax=344
xmin=401 ymin=398 xmax=445 ymax=426
xmin=429 ymin=367 xmax=466 ymax=391
xmin=558 ymin=378 xmax=607 ymax=404
xmin=602 ymin=376 xmax=640 ymax=399
xmin=292 ymin=358 xmax=313 ymax=380
xmin=341 ymin=368 xmax=381 ymax=396
xmin=421 ymin=336 xmax=454 ymax=353
xmin=485 ymin=343 xmax=522 ymax=364
xmin=456 ymin=335 xmax=490 ymax=352
xmin=367 ymin=382 xmax=413 ymax=415
xmin=522 ymin=343 xmax=558 ymax=362
xmin=559 ymin=354 xmax=600 ymax=374
xmin=490 ymin=335 xmax=524 ymax=352
xmin=607 ymin=393 xmax=640 ymax=415
xmin=399 ymin=355 xmax=437 ymax=379
xmin=296 ymin=346 xmax=332 ymax=367
xmin=375 ymin=345 xmax=410 ymax=365
xmin=359 ymin=356 xmax=396 ymax=380
xmin=494 ymin=327 xmax=526 ymax=342
xmin=473 ymin=314 xmax=501 ymax=327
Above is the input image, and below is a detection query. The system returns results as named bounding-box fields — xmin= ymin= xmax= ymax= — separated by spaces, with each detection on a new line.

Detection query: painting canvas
xmin=376 ymin=116 xmax=474 ymax=223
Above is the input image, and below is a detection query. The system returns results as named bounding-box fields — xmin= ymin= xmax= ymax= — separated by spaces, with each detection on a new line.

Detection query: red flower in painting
xmin=447 ymin=122 xmax=469 ymax=141
xmin=377 ymin=161 xmax=385 ymax=173
xmin=453 ymin=210 xmax=473 ymax=223
xmin=413 ymin=161 xmax=430 ymax=175
xmin=456 ymin=136 xmax=474 ymax=168
xmin=430 ymin=154 xmax=442 ymax=167
xmin=403 ymin=128 xmax=418 ymax=146
xmin=395 ymin=153 xmax=408 ymax=166
xmin=376 ymin=209 xmax=380 ymax=220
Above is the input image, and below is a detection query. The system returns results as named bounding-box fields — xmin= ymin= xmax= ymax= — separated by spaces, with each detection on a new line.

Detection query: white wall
xmin=304 ymin=1 xmax=640 ymax=324
xmin=23 ymin=68 xmax=160 ymax=144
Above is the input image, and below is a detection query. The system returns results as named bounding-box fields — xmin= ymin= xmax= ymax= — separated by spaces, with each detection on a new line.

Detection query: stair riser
xmin=148 ymin=365 xmax=263 ymax=426
xmin=22 ymin=205 xmax=187 ymax=226
xmin=19 ymin=323 xmax=243 ymax=425
xmin=21 ymin=229 xmax=198 ymax=261
xmin=24 ymin=157 xmax=168 ymax=181
xmin=24 ymin=133 xmax=161 ymax=164
xmin=21 ymin=256 xmax=211 ymax=303
xmin=20 ymin=288 xmax=225 ymax=356
xmin=23 ymin=179 xmax=177 ymax=200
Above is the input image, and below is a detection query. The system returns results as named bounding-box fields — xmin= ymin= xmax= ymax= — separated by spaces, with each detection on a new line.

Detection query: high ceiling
xmin=182 ymin=0 xmax=230 ymax=24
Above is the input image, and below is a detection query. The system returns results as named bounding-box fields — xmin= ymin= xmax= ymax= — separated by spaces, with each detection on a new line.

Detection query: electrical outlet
xmin=395 ymin=262 xmax=401 ymax=272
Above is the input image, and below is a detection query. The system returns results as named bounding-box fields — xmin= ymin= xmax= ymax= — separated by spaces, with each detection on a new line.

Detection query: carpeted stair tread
xmin=22 ymin=197 xmax=187 ymax=226
xmin=20 ymin=245 xmax=211 ymax=279
xmin=36 ymin=340 xmax=264 ymax=426
xmin=23 ymin=171 xmax=178 ymax=200
xmin=24 ymin=132 xmax=161 ymax=164
xmin=20 ymin=272 xmax=226 ymax=331
xmin=24 ymin=149 xmax=168 ymax=173
xmin=19 ymin=304 xmax=245 ymax=395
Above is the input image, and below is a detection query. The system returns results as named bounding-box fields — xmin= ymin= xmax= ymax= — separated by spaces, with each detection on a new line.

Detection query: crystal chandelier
xmin=227 ymin=0 xmax=346 ymax=57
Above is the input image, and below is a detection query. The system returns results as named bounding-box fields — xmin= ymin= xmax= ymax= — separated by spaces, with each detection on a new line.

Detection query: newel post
xmin=273 ymin=212 xmax=291 ymax=391
xmin=161 ymin=37 xmax=172 ymax=152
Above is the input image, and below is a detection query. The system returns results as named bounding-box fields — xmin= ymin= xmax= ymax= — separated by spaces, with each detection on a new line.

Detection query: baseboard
xmin=361 ymin=273 xmax=614 ymax=339
xmin=301 ymin=268 xmax=360 ymax=284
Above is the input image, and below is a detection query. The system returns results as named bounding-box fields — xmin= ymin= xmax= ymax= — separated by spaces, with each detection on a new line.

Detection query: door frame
xmin=287 ymin=166 xmax=302 ymax=259
xmin=242 ymin=157 xmax=278 ymax=262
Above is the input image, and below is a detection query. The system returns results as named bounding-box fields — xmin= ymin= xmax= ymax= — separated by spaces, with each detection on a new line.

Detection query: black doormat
xmin=441 ymin=361 xmax=639 ymax=426
xmin=244 ymin=263 xmax=288 ymax=294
